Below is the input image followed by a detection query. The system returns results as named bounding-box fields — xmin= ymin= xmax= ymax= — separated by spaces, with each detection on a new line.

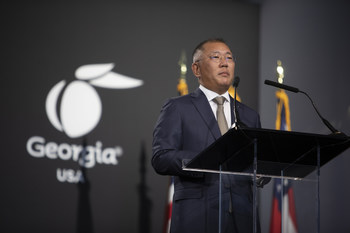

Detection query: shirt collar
xmin=199 ymin=85 xmax=231 ymax=103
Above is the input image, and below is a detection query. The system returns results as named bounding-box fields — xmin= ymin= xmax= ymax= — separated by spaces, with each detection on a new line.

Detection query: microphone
xmin=264 ymin=79 xmax=346 ymax=136
xmin=233 ymin=76 xmax=240 ymax=88
xmin=233 ymin=77 xmax=246 ymax=129
xmin=264 ymin=79 xmax=299 ymax=93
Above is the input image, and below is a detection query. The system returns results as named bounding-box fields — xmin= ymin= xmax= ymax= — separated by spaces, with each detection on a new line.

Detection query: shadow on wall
xmin=76 ymin=138 xmax=94 ymax=233
xmin=74 ymin=139 xmax=153 ymax=233
xmin=138 ymin=141 xmax=153 ymax=233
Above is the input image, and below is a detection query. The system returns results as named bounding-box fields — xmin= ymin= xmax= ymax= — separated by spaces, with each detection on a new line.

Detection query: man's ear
xmin=191 ymin=63 xmax=200 ymax=78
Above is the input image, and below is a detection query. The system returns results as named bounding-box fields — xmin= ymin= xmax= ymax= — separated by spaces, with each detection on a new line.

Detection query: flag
xmin=269 ymin=89 xmax=298 ymax=233
xmin=275 ymin=89 xmax=291 ymax=131
xmin=269 ymin=179 xmax=298 ymax=233
xmin=228 ymin=85 xmax=241 ymax=102
xmin=163 ymin=177 xmax=174 ymax=233
xmin=177 ymin=77 xmax=188 ymax=96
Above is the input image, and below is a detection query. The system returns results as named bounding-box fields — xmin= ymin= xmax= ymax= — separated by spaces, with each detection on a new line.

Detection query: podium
xmin=183 ymin=127 xmax=350 ymax=233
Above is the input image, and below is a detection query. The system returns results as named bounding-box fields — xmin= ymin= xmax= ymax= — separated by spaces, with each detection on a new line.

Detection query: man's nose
xmin=219 ymin=57 xmax=229 ymax=66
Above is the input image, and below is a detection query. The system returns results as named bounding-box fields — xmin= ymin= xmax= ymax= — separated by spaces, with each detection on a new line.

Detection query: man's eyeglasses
xmin=196 ymin=53 xmax=236 ymax=63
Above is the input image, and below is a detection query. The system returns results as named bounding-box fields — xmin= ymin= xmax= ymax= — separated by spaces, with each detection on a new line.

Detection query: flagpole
xmin=269 ymin=60 xmax=299 ymax=233
xmin=277 ymin=60 xmax=285 ymax=233
xmin=317 ymin=145 xmax=320 ymax=233
xmin=177 ymin=49 xmax=189 ymax=96
xmin=163 ymin=50 xmax=189 ymax=233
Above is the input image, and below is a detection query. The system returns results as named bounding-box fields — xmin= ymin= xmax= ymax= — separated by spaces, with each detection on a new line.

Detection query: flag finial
xmin=276 ymin=60 xmax=284 ymax=84
xmin=177 ymin=50 xmax=188 ymax=96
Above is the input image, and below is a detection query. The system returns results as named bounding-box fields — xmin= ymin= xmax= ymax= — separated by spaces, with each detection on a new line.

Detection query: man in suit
xmin=152 ymin=38 xmax=261 ymax=233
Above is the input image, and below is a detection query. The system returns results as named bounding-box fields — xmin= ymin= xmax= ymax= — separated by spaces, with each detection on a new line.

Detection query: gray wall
xmin=259 ymin=0 xmax=350 ymax=232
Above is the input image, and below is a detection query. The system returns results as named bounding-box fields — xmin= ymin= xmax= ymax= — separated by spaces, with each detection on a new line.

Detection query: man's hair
xmin=192 ymin=38 xmax=227 ymax=62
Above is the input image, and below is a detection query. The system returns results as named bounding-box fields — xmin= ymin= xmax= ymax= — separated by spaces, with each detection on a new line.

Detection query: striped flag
xmin=163 ymin=177 xmax=174 ymax=233
xmin=270 ymin=178 xmax=298 ymax=233
xmin=269 ymin=89 xmax=298 ymax=233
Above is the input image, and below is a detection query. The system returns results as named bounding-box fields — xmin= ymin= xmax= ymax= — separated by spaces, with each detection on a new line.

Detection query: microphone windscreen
xmin=233 ymin=76 xmax=240 ymax=87
xmin=264 ymin=79 xmax=299 ymax=93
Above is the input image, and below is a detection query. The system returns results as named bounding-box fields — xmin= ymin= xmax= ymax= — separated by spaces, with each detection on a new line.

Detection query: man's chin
xmin=220 ymin=82 xmax=232 ymax=90
xmin=215 ymin=85 xmax=231 ymax=94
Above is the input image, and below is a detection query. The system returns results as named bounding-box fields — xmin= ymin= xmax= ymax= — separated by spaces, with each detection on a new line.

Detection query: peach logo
xmin=45 ymin=63 xmax=143 ymax=138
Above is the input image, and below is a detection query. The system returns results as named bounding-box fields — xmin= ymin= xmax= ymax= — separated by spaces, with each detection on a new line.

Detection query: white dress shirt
xmin=199 ymin=85 xmax=232 ymax=128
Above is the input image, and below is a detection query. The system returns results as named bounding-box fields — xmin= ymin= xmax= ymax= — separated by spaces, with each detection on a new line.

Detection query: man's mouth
xmin=219 ymin=72 xmax=229 ymax=76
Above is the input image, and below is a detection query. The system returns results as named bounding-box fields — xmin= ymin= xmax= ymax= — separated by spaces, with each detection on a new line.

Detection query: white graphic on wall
xmin=45 ymin=63 xmax=143 ymax=138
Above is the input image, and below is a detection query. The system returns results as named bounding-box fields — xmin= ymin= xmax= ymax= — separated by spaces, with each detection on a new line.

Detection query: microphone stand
xmin=264 ymin=79 xmax=347 ymax=137
xmin=233 ymin=80 xmax=239 ymax=130
xmin=233 ymin=81 xmax=247 ymax=129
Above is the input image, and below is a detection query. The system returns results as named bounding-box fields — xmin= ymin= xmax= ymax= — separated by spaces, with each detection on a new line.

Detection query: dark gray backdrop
xmin=1 ymin=1 xmax=259 ymax=233
xmin=259 ymin=1 xmax=350 ymax=233
xmin=2 ymin=0 xmax=349 ymax=232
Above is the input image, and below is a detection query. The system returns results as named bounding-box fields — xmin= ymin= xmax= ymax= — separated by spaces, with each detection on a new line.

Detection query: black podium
xmin=183 ymin=127 xmax=350 ymax=233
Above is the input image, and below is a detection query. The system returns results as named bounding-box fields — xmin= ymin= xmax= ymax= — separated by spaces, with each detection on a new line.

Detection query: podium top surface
xmin=183 ymin=127 xmax=350 ymax=179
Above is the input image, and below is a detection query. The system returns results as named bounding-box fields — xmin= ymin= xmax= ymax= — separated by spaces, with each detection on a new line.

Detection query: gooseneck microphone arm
xmin=264 ymin=79 xmax=345 ymax=135
xmin=299 ymin=90 xmax=341 ymax=134
xmin=233 ymin=76 xmax=239 ymax=128
xmin=233 ymin=76 xmax=247 ymax=129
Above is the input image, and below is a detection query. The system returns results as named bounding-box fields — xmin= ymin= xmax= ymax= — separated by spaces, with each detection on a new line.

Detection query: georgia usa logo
xmin=26 ymin=63 xmax=143 ymax=183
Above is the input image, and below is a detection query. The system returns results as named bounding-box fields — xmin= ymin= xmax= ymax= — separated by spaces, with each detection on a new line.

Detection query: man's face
xmin=192 ymin=42 xmax=235 ymax=95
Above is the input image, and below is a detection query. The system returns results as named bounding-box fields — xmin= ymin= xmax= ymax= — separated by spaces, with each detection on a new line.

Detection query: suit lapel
xmin=191 ymin=88 xmax=221 ymax=140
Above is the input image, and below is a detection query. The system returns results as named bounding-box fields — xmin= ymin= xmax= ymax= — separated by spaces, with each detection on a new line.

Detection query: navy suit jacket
xmin=152 ymin=88 xmax=261 ymax=233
